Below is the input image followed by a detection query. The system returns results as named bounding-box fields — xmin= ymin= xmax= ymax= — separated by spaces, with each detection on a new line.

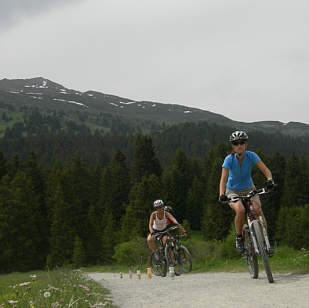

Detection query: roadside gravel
xmin=88 ymin=271 xmax=309 ymax=308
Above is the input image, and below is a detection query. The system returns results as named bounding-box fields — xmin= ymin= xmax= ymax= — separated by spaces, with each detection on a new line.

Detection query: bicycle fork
xmin=248 ymin=216 xmax=271 ymax=254
xmin=247 ymin=219 xmax=259 ymax=254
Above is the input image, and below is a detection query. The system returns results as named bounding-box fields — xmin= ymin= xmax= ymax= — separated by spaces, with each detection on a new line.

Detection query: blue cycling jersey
xmin=222 ymin=151 xmax=261 ymax=190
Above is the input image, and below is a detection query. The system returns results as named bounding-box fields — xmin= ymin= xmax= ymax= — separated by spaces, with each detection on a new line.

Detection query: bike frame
xmin=230 ymin=188 xmax=271 ymax=255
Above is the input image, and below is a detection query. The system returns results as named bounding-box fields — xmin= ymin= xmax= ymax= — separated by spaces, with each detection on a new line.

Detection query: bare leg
xmin=230 ymin=201 xmax=245 ymax=234
xmin=147 ymin=234 xmax=156 ymax=252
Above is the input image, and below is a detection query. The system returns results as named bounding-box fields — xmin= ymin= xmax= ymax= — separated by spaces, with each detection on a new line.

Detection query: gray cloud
xmin=0 ymin=0 xmax=83 ymax=31
xmin=0 ymin=0 xmax=308 ymax=124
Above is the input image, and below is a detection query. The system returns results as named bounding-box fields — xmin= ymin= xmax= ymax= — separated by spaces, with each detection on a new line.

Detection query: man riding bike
xmin=218 ymin=131 xmax=275 ymax=255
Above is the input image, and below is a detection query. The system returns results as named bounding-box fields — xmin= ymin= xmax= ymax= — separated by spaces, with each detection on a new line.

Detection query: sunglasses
xmin=232 ymin=140 xmax=246 ymax=146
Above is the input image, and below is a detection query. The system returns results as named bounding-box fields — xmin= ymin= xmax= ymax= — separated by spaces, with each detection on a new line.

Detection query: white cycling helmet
xmin=229 ymin=130 xmax=248 ymax=142
xmin=153 ymin=199 xmax=164 ymax=208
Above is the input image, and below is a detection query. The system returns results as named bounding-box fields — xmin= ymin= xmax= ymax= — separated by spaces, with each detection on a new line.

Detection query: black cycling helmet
xmin=229 ymin=130 xmax=248 ymax=142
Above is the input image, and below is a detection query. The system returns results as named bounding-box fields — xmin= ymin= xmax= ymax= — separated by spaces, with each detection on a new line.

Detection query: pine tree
xmin=263 ymin=152 xmax=286 ymax=240
xmin=185 ymin=177 xmax=205 ymax=230
xmin=283 ymin=153 xmax=302 ymax=207
xmin=0 ymin=171 xmax=42 ymax=272
xmin=201 ymin=157 xmax=232 ymax=240
xmin=131 ymin=135 xmax=162 ymax=183
xmin=85 ymin=205 xmax=102 ymax=264
xmin=47 ymin=184 xmax=75 ymax=268
xmin=101 ymin=213 xmax=117 ymax=263
xmin=72 ymin=235 xmax=86 ymax=268
xmin=0 ymin=152 xmax=7 ymax=181
xmin=98 ymin=150 xmax=130 ymax=220
xmin=119 ymin=174 xmax=162 ymax=242
xmin=24 ymin=151 xmax=49 ymax=262
xmin=162 ymin=149 xmax=194 ymax=221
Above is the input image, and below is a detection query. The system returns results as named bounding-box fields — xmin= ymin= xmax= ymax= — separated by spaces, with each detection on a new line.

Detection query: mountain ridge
xmin=0 ymin=77 xmax=308 ymax=136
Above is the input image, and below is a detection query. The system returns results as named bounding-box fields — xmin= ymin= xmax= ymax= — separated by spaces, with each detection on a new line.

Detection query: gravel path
xmin=88 ymin=271 xmax=309 ymax=308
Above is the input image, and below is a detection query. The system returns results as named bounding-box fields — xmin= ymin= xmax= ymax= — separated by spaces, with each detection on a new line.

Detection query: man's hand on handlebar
xmin=219 ymin=194 xmax=229 ymax=203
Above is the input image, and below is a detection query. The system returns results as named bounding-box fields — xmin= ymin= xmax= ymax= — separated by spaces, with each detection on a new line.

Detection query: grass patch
xmin=0 ymin=268 xmax=117 ymax=307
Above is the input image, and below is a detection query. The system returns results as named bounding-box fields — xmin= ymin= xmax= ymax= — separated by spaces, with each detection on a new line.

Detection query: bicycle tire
xmin=165 ymin=244 xmax=181 ymax=275
xmin=177 ymin=246 xmax=192 ymax=273
xmin=252 ymin=220 xmax=274 ymax=283
xmin=242 ymin=224 xmax=258 ymax=279
xmin=150 ymin=250 xmax=167 ymax=277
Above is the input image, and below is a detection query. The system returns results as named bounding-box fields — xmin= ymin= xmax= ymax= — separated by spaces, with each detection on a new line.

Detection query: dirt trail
xmin=88 ymin=271 xmax=309 ymax=308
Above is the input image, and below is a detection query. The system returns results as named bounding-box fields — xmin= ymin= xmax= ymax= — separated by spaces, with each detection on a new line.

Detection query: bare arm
xmin=256 ymin=160 xmax=273 ymax=180
xmin=149 ymin=212 xmax=155 ymax=234
xmin=166 ymin=212 xmax=186 ymax=234
xmin=219 ymin=168 xmax=229 ymax=196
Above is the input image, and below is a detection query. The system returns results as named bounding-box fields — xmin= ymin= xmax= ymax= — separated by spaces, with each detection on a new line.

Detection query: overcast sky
xmin=0 ymin=0 xmax=308 ymax=124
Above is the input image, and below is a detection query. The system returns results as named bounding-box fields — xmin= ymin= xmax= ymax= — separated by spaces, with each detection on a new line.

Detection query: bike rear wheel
xmin=242 ymin=224 xmax=258 ymax=279
xmin=252 ymin=220 xmax=274 ymax=283
xmin=177 ymin=246 xmax=192 ymax=273
xmin=150 ymin=250 xmax=167 ymax=277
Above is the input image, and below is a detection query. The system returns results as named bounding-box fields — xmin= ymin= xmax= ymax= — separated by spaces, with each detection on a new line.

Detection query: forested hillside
xmin=1 ymin=107 xmax=309 ymax=168
xmin=1 ymin=78 xmax=309 ymax=272
xmin=0 ymin=134 xmax=309 ymax=272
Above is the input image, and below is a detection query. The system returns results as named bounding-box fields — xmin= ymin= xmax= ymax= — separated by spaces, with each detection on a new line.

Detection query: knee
xmin=147 ymin=235 xmax=153 ymax=244
xmin=236 ymin=205 xmax=245 ymax=216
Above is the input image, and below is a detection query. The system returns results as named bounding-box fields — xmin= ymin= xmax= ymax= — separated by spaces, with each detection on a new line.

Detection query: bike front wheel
xmin=165 ymin=244 xmax=181 ymax=275
xmin=252 ymin=220 xmax=274 ymax=283
xmin=177 ymin=246 xmax=192 ymax=273
xmin=242 ymin=224 xmax=258 ymax=279
xmin=150 ymin=250 xmax=167 ymax=277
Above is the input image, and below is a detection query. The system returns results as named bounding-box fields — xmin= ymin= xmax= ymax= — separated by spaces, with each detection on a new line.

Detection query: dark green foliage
xmin=0 ymin=127 xmax=309 ymax=272
xmin=185 ymin=177 xmax=205 ymax=230
xmin=47 ymin=185 xmax=75 ymax=268
xmin=72 ymin=235 xmax=86 ymax=268
xmin=113 ymin=237 xmax=149 ymax=266
xmin=131 ymin=135 xmax=162 ymax=183
xmin=119 ymin=174 xmax=163 ymax=241
xmin=0 ymin=172 xmax=42 ymax=272
xmin=85 ymin=205 xmax=102 ymax=264
xmin=101 ymin=213 xmax=117 ymax=263
xmin=98 ymin=150 xmax=130 ymax=220
xmin=283 ymin=153 xmax=303 ymax=207
xmin=276 ymin=205 xmax=309 ymax=249
xmin=162 ymin=149 xmax=195 ymax=222
xmin=201 ymin=157 xmax=232 ymax=241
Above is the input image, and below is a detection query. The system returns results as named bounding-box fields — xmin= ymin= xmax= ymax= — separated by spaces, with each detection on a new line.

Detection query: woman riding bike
xmin=218 ymin=131 xmax=275 ymax=254
xmin=147 ymin=200 xmax=187 ymax=261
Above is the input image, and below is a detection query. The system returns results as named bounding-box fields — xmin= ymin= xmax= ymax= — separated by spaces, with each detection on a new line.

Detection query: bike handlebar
xmin=228 ymin=186 xmax=276 ymax=203
xmin=153 ymin=225 xmax=178 ymax=238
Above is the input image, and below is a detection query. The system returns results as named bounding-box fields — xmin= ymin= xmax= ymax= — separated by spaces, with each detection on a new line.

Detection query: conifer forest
xmin=0 ymin=117 xmax=309 ymax=273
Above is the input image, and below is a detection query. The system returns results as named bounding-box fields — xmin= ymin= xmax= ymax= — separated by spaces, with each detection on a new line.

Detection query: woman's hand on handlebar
xmin=219 ymin=194 xmax=229 ymax=203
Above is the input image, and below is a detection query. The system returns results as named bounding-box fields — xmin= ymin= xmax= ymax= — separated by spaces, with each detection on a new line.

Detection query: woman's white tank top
xmin=153 ymin=211 xmax=167 ymax=231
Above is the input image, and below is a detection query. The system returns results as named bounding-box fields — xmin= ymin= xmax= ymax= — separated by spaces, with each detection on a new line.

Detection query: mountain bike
xmin=228 ymin=186 xmax=275 ymax=283
xmin=149 ymin=226 xmax=192 ymax=277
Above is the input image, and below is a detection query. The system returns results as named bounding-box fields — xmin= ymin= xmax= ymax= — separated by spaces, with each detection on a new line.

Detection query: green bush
xmin=182 ymin=219 xmax=191 ymax=238
xmin=184 ymin=239 xmax=221 ymax=263
xmin=113 ymin=237 xmax=149 ymax=266
xmin=276 ymin=205 xmax=309 ymax=249
xmin=220 ymin=225 xmax=239 ymax=259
